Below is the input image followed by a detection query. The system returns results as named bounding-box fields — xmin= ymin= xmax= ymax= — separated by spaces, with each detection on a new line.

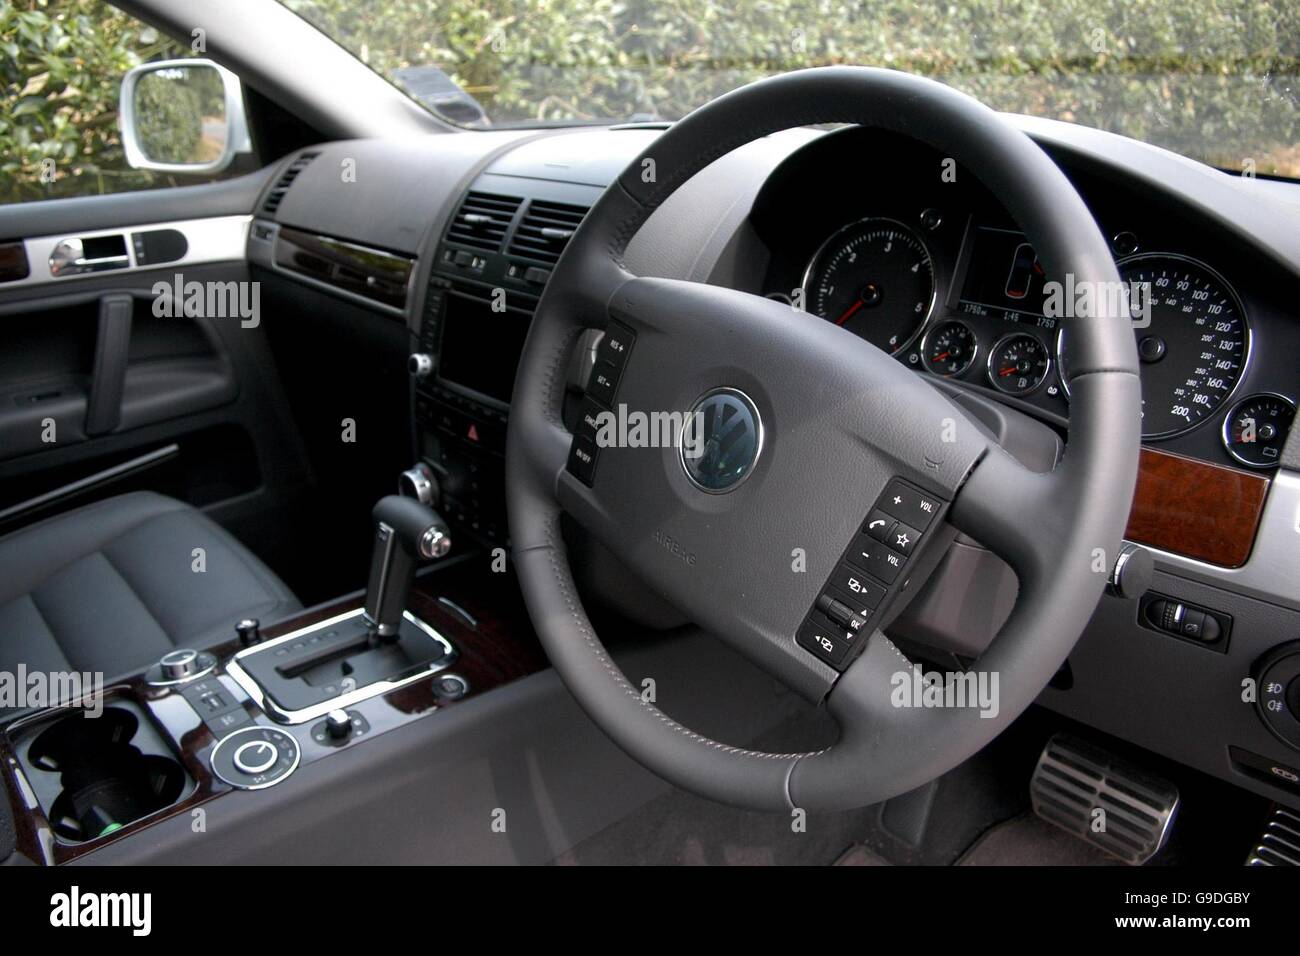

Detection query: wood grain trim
xmin=274 ymin=226 xmax=413 ymax=309
xmin=1125 ymin=447 xmax=1270 ymax=568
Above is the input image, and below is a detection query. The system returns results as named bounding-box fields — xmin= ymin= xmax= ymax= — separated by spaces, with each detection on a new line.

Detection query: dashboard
xmin=247 ymin=114 xmax=1300 ymax=814
xmin=751 ymin=127 xmax=1300 ymax=473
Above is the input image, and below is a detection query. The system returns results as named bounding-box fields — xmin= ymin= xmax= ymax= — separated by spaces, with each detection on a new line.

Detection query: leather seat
xmin=0 ymin=492 xmax=299 ymax=695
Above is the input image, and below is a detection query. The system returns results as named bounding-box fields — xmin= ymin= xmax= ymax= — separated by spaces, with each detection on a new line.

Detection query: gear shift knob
xmin=363 ymin=495 xmax=451 ymax=639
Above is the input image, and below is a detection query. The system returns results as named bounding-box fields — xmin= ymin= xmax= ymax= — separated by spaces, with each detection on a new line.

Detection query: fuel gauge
xmin=988 ymin=332 xmax=1051 ymax=396
xmin=922 ymin=320 xmax=978 ymax=377
xmin=1223 ymin=393 xmax=1295 ymax=469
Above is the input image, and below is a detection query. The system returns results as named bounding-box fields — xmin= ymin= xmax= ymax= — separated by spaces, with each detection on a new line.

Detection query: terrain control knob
xmin=408 ymin=353 xmax=433 ymax=379
xmin=233 ymin=739 xmax=279 ymax=775
xmin=159 ymin=648 xmax=201 ymax=681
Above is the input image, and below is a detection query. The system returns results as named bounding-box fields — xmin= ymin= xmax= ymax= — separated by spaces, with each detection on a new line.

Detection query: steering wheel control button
xmin=586 ymin=363 xmax=620 ymax=406
xmin=864 ymin=510 xmax=896 ymax=542
xmin=889 ymin=521 xmax=921 ymax=556
xmin=850 ymin=536 xmax=906 ymax=585
xmin=878 ymin=480 xmax=941 ymax=530
xmin=815 ymin=594 xmax=867 ymax=635
xmin=796 ymin=620 xmax=850 ymax=668
xmin=575 ymin=398 xmax=604 ymax=442
xmin=567 ymin=326 xmax=637 ymax=488
xmin=595 ymin=322 xmax=635 ymax=372
xmin=828 ymin=564 xmax=885 ymax=610
xmin=796 ymin=477 xmax=950 ymax=671
xmin=210 ymin=726 xmax=301 ymax=790
xmin=566 ymin=436 xmax=598 ymax=486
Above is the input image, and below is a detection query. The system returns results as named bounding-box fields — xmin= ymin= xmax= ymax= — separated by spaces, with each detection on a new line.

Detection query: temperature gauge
xmin=1223 ymin=393 xmax=1295 ymax=469
xmin=922 ymin=320 xmax=978 ymax=377
xmin=988 ymin=332 xmax=1051 ymax=396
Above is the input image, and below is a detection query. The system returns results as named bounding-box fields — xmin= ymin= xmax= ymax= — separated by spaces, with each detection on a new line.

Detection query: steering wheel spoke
xmin=948 ymin=447 xmax=1061 ymax=580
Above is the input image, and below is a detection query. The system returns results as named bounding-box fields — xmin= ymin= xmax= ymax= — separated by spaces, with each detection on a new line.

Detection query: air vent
xmin=446 ymin=191 xmax=521 ymax=252
xmin=507 ymin=199 xmax=589 ymax=265
xmin=261 ymin=151 xmax=320 ymax=216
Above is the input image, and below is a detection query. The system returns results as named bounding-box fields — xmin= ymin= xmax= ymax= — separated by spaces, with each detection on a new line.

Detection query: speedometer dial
xmin=803 ymin=217 xmax=936 ymax=354
xmin=1057 ymin=254 xmax=1249 ymax=439
xmin=1121 ymin=255 xmax=1248 ymax=439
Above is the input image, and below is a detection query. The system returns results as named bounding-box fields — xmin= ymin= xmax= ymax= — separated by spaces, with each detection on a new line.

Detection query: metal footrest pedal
xmin=1245 ymin=807 xmax=1300 ymax=865
xmin=1030 ymin=733 xmax=1179 ymax=865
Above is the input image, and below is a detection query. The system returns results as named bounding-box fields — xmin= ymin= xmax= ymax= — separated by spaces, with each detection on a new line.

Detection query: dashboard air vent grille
xmin=446 ymin=191 xmax=522 ymax=252
xmin=261 ymin=151 xmax=320 ymax=216
xmin=507 ymin=199 xmax=589 ymax=265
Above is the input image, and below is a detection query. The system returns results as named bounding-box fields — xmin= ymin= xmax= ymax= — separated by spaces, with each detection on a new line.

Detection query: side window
xmin=0 ymin=0 xmax=252 ymax=205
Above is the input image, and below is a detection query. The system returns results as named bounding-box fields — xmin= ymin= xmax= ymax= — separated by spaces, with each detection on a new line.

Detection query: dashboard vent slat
xmin=261 ymin=151 xmax=320 ymax=216
xmin=446 ymin=191 xmax=522 ymax=252
xmin=507 ymin=199 xmax=589 ymax=265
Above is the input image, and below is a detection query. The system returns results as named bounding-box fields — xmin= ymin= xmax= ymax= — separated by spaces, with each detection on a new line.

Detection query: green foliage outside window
xmin=2 ymin=0 xmax=1297 ymax=205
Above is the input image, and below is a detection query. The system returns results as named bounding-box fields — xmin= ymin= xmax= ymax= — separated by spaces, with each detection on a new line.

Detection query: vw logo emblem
xmin=681 ymin=388 xmax=763 ymax=493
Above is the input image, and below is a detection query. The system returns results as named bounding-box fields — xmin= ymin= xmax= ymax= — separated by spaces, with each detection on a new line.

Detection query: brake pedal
xmin=1245 ymin=807 xmax=1300 ymax=865
xmin=1030 ymin=734 xmax=1179 ymax=865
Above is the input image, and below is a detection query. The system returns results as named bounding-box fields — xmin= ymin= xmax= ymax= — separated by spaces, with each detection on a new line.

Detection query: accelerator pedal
xmin=1030 ymin=733 xmax=1178 ymax=865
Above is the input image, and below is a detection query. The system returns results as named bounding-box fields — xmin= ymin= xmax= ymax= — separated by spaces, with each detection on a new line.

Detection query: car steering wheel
xmin=506 ymin=67 xmax=1140 ymax=812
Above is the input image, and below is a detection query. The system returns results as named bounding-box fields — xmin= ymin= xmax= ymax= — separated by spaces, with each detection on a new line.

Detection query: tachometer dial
xmin=803 ymin=217 xmax=935 ymax=354
xmin=988 ymin=333 xmax=1050 ymax=395
xmin=1223 ymin=393 xmax=1295 ymax=469
xmin=922 ymin=320 xmax=977 ymax=377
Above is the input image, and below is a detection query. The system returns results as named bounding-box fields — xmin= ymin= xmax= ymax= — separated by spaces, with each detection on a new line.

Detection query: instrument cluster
xmin=755 ymin=136 xmax=1297 ymax=473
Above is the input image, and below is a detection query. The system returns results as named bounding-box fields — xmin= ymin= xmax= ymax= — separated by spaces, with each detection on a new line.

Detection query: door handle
xmin=48 ymin=236 xmax=130 ymax=277
xmin=85 ymin=294 xmax=133 ymax=436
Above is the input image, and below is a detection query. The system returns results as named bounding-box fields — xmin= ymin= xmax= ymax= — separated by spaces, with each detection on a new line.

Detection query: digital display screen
xmin=958 ymin=226 xmax=1057 ymax=328
xmin=436 ymin=290 xmax=532 ymax=403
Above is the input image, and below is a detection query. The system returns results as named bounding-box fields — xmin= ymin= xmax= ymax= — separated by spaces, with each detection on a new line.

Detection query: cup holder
xmin=19 ymin=702 xmax=192 ymax=843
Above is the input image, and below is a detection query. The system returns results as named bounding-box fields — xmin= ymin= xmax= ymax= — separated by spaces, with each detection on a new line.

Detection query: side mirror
xmin=119 ymin=59 xmax=251 ymax=174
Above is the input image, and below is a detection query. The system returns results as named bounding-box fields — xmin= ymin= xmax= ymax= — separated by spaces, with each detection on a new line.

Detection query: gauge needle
xmin=998 ymin=367 xmax=1018 ymax=377
xmin=835 ymin=298 xmax=864 ymax=326
xmin=933 ymin=351 xmax=950 ymax=362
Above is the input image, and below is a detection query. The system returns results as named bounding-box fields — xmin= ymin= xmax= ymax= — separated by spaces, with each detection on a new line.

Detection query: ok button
xmin=232 ymin=739 xmax=279 ymax=775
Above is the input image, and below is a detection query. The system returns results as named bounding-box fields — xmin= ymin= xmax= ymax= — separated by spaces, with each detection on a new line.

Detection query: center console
xmin=0 ymin=494 xmax=547 ymax=865
xmin=409 ymin=172 xmax=603 ymax=543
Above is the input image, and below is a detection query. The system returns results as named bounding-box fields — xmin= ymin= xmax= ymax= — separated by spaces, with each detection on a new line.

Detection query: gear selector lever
xmin=363 ymin=495 xmax=451 ymax=640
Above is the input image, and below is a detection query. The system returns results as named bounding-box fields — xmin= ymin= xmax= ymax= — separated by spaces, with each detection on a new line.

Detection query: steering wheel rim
xmin=506 ymin=66 xmax=1140 ymax=812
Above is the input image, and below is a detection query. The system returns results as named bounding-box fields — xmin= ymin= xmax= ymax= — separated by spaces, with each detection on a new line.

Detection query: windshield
xmin=279 ymin=0 xmax=1299 ymax=179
